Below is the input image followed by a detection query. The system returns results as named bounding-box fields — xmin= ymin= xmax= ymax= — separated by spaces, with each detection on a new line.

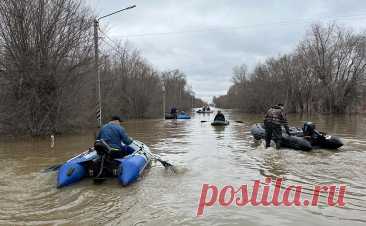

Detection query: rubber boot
xmin=275 ymin=141 xmax=281 ymax=149
xmin=265 ymin=139 xmax=271 ymax=149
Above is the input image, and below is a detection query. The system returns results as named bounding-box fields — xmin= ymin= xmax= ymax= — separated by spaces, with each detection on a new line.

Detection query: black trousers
xmin=264 ymin=122 xmax=283 ymax=149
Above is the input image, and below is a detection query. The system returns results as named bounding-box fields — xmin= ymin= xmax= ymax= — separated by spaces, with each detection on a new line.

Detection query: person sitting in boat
xmin=263 ymin=104 xmax=291 ymax=149
xmin=206 ymin=106 xmax=211 ymax=111
xmin=214 ymin=110 xmax=225 ymax=122
xmin=303 ymin=121 xmax=324 ymax=146
xmin=96 ymin=115 xmax=134 ymax=158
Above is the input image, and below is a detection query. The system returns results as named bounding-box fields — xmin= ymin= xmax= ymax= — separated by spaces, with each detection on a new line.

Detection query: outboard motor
xmin=303 ymin=122 xmax=316 ymax=137
xmin=92 ymin=139 xmax=121 ymax=180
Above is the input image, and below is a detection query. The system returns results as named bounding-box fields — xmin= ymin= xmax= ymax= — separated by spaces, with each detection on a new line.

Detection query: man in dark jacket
xmin=214 ymin=110 xmax=226 ymax=122
xmin=264 ymin=104 xmax=290 ymax=149
xmin=170 ymin=107 xmax=178 ymax=119
xmin=303 ymin=121 xmax=324 ymax=146
xmin=96 ymin=116 xmax=134 ymax=157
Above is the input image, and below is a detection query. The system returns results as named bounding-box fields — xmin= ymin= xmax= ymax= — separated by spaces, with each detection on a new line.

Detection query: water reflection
xmin=259 ymin=150 xmax=289 ymax=178
xmin=212 ymin=124 xmax=226 ymax=137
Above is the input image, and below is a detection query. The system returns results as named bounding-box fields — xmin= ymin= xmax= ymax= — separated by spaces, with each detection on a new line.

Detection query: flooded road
xmin=1 ymin=109 xmax=366 ymax=226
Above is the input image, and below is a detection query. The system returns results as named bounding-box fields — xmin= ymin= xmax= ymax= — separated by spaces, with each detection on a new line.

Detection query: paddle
xmin=201 ymin=120 xmax=244 ymax=123
xmin=44 ymin=149 xmax=94 ymax=172
xmin=153 ymin=154 xmax=174 ymax=168
xmin=43 ymin=164 xmax=62 ymax=172
xmin=147 ymin=152 xmax=176 ymax=173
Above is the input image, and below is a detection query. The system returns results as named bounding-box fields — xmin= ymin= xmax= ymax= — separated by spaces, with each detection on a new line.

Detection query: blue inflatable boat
xmin=176 ymin=112 xmax=191 ymax=119
xmin=57 ymin=140 xmax=152 ymax=188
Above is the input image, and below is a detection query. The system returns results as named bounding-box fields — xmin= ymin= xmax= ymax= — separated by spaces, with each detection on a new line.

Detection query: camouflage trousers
xmin=264 ymin=121 xmax=283 ymax=149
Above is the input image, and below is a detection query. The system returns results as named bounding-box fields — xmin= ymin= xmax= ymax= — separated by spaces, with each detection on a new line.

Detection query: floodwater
xmin=0 ymin=109 xmax=366 ymax=226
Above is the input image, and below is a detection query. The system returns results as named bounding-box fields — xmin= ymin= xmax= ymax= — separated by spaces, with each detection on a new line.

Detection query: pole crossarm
xmin=97 ymin=5 xmax=136 ymax=21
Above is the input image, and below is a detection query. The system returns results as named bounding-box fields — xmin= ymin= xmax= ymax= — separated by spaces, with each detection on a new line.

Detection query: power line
xmin=115 ymin=13 xmax=366 ymax=38
xmin=99 ymin=32 xmax=126 ymax=56
xmin=97 ymin=12 xmax=366 ymax=45
xmin=99 ymin=28 xmax=123 ymax=48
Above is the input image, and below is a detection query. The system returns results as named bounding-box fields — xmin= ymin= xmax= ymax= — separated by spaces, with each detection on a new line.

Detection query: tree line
xmin=0 ymin=0 xmax=204 ymax=136
xmin=100 ymin=43 xmax=205 ymax=120
xmin=214 ymin=23 xmax=366 ymax=114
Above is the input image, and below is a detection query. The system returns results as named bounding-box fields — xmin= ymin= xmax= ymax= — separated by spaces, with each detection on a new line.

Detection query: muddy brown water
xmin=0 ymin=109 xmax=365 ymax=226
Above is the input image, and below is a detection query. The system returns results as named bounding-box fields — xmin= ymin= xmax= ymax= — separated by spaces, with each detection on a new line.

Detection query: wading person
xmin=96 ymin=115 xmax=134 ymax=158
xmin=170 ymin=107 xmax=178 ymax=119
xmin=214 ymin=110 xmax=226 ymax=122
xmin=263 ymin=104 xmax=291 ymax=149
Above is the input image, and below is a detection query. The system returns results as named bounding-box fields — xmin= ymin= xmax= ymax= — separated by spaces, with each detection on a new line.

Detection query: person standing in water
xmin=170 ymin=107 xmax=178 ymax=119
xmin=263 ymin=104 xmax=291 ymax=149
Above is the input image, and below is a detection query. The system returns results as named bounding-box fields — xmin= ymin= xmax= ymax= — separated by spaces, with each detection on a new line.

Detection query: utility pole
xmin=162 ymin=83 xmax=166 ymax=119
xmin=94 ymin=19 xmax=102 ymax=127
xmin=93 ymin=5 xmax=136 ymax=128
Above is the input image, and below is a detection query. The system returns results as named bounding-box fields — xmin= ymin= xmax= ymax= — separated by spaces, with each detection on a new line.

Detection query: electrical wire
xmin=113 ymin=13 xmax=366 ymax=38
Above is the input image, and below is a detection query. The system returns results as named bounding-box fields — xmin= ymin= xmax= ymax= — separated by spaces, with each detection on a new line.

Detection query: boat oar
xmin=203 ymin=120 xmax=243 ymax=124
xmin=148 ymin=153 xmax=176 ymax=173
xmin=44 ymin=149 xmax=92 ymax=172
xmin=43 ymin=164 xmax=62 ymax=172
xmin=154 ymin=155 xmax=174 ymax=168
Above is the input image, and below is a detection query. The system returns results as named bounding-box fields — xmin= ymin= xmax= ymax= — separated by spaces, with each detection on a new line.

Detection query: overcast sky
xmin=86 ymin=0 xmax=366 ymax=102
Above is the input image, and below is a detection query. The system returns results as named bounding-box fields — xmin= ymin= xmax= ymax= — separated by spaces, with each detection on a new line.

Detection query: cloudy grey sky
xmin=86 ymin=0 xmax=366 ymax=102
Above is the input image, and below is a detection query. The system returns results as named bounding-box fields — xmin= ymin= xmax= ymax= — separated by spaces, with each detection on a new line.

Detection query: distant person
xmin=170 ymin=107 xmax=178 ymax=118
xmin=214 ymin=110 xmax=226 ymax=122
xmin=96 ymin=116 xmax=133 ymax=157
xmin=263 ymin=104 xmax=291 ymax=149
xmin=170 ymin=107 xmax=177 ymax=114
xmin=207 ymin=106 xmax=211 ymax=111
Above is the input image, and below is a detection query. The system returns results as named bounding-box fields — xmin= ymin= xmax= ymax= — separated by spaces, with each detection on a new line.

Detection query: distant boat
xmin=165 ymin=112 xmax=191 ymax=119
xmin=177 ymin=112 xmax=191 ymax=119
xmin=196 ymin=107 xmax=213 ymax=113
xmin=211 ymin=120 xmax=229 ymax=126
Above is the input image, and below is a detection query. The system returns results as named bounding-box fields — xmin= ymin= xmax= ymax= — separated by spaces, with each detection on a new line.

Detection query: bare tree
xmin=215 ymin=23 xmax=366 ymax=114
xmin=0 ymin=0 xmax=94 ymax=135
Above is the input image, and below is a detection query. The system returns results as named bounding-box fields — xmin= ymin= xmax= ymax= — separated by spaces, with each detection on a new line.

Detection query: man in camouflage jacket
xmin=264 ymin=104 xmax=291 ymax=149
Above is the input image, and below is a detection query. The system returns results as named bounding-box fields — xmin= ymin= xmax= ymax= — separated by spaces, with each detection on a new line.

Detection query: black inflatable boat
xmin=165 ymin=113 xmax=176 ymax=119
xmin=250 ymin=122 xmax=343 ymax=151
xmin=211 ymin=120 xmax=229 ymax=126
